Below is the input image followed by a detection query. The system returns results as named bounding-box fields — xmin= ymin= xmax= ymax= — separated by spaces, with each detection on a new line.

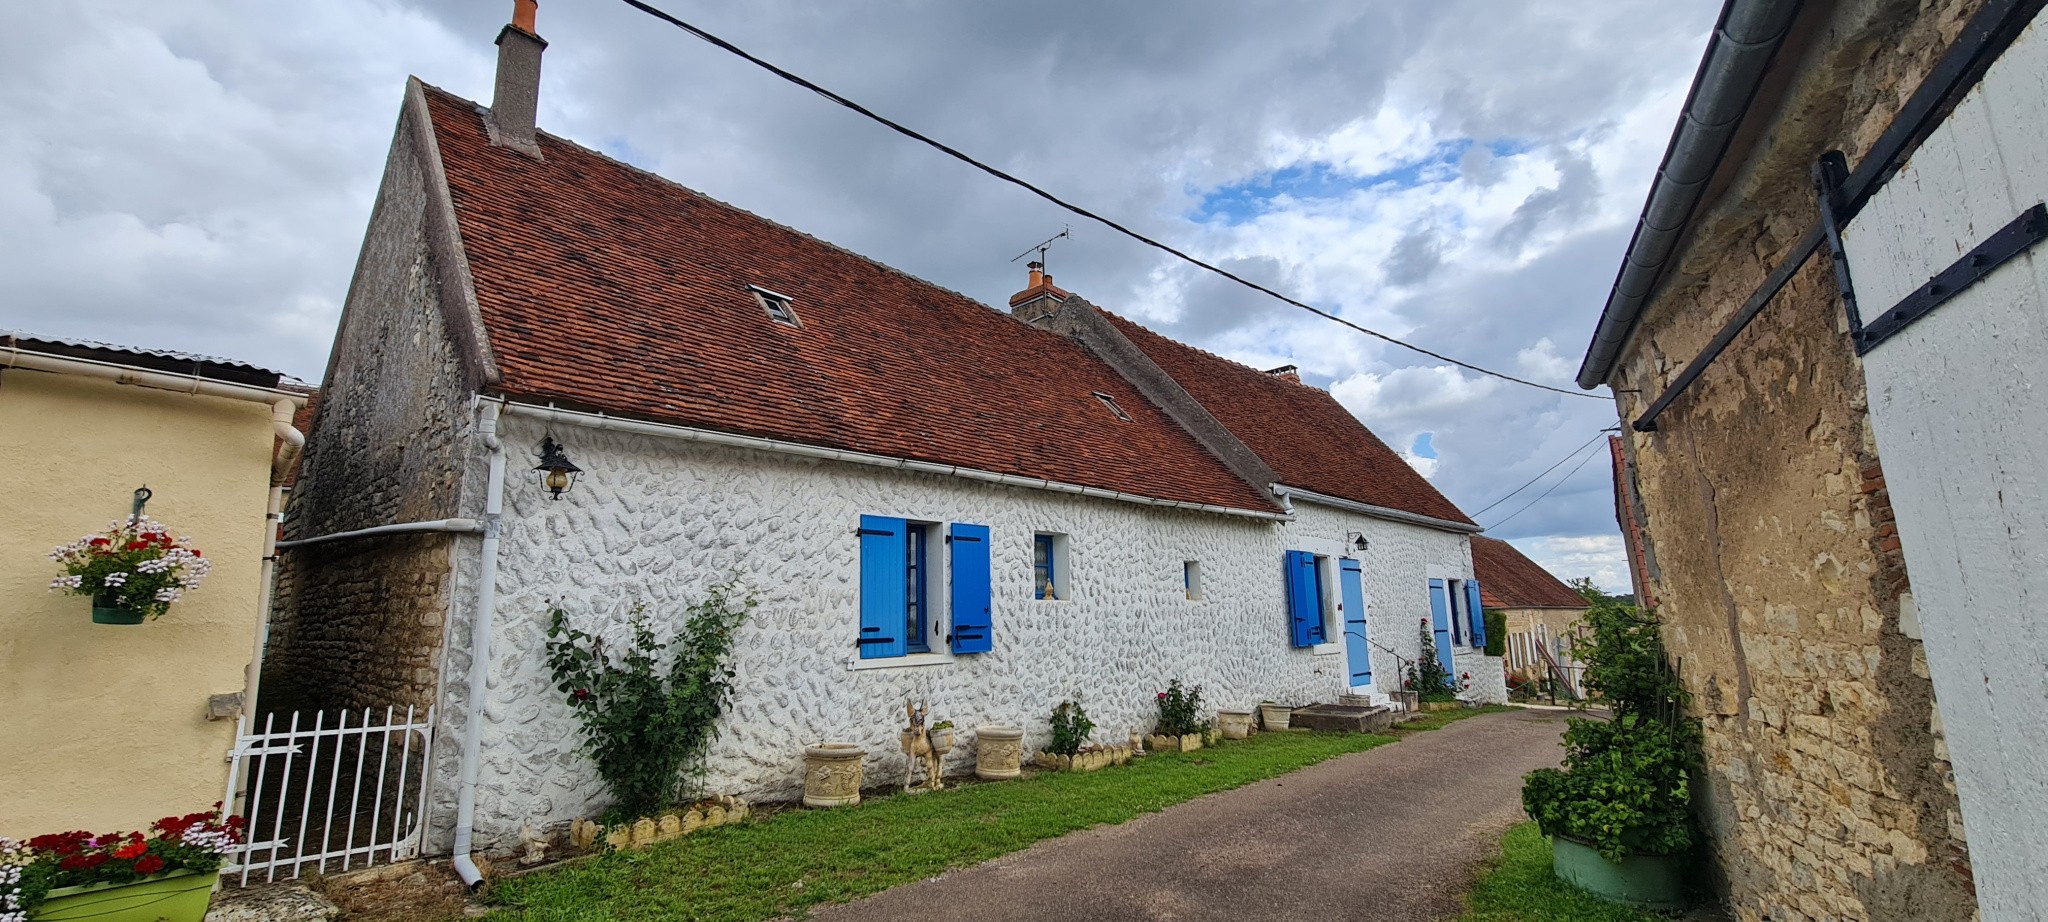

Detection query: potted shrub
xmin=1404 ymin=620 xmax=1461 ymax=711
xmin=5 ymin=808 xmax=243 ymax=922
xmin=47 ymin=516 xmax=212 ymax=624
xmin=1521 ymin=600 xmax=1700 ymax=910
xmin=1148 ymin=680 xmax=1206 ymax=751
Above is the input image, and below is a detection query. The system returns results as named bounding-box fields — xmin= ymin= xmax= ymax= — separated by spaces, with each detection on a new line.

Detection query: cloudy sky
xmin=0 ymin=0 xmax=1720 ymax=591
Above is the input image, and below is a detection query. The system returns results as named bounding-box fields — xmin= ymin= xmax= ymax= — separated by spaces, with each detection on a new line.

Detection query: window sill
xmin=1310 ymin=642 xmax=1342 ymax=656
xmin=847 ymin=652 xmax=958 ymax=671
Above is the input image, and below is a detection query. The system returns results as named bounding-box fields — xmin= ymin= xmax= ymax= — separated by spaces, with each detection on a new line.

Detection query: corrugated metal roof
xmin=3 ymin=331 xmax=288 ymax=388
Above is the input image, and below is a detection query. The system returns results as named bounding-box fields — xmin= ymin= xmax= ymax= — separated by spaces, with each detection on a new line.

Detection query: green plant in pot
xmin=1520 ymin=599 xmax=1700 ymax=909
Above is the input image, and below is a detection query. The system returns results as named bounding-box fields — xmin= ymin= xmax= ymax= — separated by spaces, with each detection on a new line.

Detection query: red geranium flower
xmin=114 ymin=839 xmax=147 ymax=860
xmin=134 ymin=855 xmax=166 ymax=875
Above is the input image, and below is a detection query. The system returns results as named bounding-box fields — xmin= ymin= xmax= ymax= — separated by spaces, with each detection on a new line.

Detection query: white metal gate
xmin=221 ymin=707 xmax=434 ymax=884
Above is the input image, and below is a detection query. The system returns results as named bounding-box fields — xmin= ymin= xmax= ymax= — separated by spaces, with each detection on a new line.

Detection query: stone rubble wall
xmin=1604 ymin=1 xmax=1983 ymax=918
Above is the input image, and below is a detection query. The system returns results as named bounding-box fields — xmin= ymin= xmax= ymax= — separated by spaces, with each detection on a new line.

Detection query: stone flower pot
xmin=1258 ymin=703 xmax=1292 ymax=730
xmin=929 ymin=727 xmax=955 ymax=753
xmin=803 ymin=742 xmax=866 ymax=808
xmin=974 ymin=725 xmax=1024 ymax=779
xmin=1217 ymin=710 xmax=1253 ymax=740
xmin=1550 ymin=835 xmax=1688 ymax=910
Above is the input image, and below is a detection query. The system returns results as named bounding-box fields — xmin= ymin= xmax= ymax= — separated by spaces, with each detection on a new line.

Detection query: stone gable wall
xmin=262 ymin=93 xmax=475 ymax=718
xmin=1604 ymin=1 xmax=1983 ymax=919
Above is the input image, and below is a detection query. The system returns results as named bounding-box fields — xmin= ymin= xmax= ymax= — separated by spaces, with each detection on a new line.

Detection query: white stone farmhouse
xmin=263 ymin=3 xmax=1503 ymax=868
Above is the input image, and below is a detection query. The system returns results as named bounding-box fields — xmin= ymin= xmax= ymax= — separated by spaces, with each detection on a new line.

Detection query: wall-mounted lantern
xmin=533 ymin=435 xmax=582 ymax=500
xmin=1346 ymin=531 xmax=1370 ymax=553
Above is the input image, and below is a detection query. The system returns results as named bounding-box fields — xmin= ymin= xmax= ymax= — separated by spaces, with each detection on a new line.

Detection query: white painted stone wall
xmin=427 ymin=412 xmax=1479 ymax=851
xmin=1842 ymin=11 xmax=2048 ymax=918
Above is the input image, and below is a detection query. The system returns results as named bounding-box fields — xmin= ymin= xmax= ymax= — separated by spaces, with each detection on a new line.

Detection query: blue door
xmin=1427 ymin=578 xmax=1456 ymax=685
xmin=1339 ymin=559 xmax=1371 ymax=687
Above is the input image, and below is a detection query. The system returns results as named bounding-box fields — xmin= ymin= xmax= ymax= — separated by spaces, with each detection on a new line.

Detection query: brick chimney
xmin=1264 ymin=364 xmax=1300 ymax=382
xmin=1008 ymin=261 xmax=1070 ymax=319
xmin=486 ymin=0 xmax=546 ymax=158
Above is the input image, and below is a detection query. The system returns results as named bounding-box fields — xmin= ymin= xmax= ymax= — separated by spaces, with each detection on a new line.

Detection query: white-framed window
xmin=1033 ymin=532 xmax=1070 ymax=600
xmin=1183 ymin=560 xmax=1203 ymax=600
xmin=749 ymin=284 xmax=800 ymax=327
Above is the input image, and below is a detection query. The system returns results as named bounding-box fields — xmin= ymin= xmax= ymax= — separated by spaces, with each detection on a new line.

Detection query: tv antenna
xmin=1011 ymin=226 xmax=1071 ymax=274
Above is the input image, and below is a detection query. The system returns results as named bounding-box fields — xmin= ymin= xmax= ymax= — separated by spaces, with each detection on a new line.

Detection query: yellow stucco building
xmin=0 ymin=334 xmax=303 ymax=838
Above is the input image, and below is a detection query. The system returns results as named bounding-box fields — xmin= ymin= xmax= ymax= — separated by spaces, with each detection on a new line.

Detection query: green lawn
xmin=1458 ymin=822 xmax=1670 ymax=922
xmin=485 ymin=714 xmax=1511 ymax=922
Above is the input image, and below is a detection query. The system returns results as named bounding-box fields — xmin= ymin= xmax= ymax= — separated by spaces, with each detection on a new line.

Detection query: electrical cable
xmin=1484 ymin=439 xmax=1606 ymax=530
xmin=1467 ymin=429 xmax=1616 ymax=518
xmin=612 ymin=0 xmax=1605 ymax=399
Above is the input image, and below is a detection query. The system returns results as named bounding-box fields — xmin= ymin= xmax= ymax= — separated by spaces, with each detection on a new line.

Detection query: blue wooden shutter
xmin=948 ymin=523 xmax=992 ymax=653
xmin=1284 ymin=551 xmax=1318 ymax=647
xmin=1427 ymin=578 xmax=1456 ymax=683
xmin=1340 ymin=559 xmax=1371 ymax=685
xmin=857 ymin=515 xmax=907 ymax=659
xmin=1465 ymin=580 xmax=1487 ymax=649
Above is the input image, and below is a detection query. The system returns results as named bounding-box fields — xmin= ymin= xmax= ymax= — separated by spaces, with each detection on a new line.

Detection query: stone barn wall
xmin=1603 ymin=1 xmax=1983 ymax=918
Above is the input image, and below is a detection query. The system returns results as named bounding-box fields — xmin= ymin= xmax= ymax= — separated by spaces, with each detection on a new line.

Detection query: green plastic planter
xmin=89 ymin=594 xmax=145 ymax=625
xmin=1550 ymin=835 xmax=1687 ymax=911
xmin=33 ymin=871 xmax=214 ymax=922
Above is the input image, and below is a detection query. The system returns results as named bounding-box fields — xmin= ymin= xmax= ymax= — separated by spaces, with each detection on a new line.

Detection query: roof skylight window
xmin=749 ymin=285 xmax=800 ymax=327
xmin=1092 ymin=391 xmax=1132 ymax=422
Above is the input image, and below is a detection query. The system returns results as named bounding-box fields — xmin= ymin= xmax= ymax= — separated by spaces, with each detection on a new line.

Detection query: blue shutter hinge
xmin=854 ymin=527 xmax=894 ymax=537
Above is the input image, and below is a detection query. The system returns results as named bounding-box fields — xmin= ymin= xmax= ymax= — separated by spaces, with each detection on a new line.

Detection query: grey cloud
xmin=1382 ymin=225 xmax=1444 ymax=287
xmin=1495 ymin=150 xmax=1600 ymax=255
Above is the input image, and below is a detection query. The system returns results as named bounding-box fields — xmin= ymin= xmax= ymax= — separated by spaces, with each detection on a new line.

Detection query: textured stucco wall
xmin=428 ymin=413 xmax=1481 ymax=852
xmin=0 ymin=371 xmax=272 ymax=837
xmin=1601 ymin=2 xmax=1984 ymax=919
xmin=1843 ymin=12 xmax=2048 ymax=916
xmin=262 ymin=87 xmax=476 ymax=718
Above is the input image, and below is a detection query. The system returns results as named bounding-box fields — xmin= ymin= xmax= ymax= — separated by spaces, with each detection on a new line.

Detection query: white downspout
xmin=452 ymin=400 xmax=505 ymax=889
xmin=242 ymin=402 xmax=303 ymax=736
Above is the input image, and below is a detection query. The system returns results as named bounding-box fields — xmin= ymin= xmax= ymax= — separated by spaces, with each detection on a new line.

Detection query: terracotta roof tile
xmin=1469 ymin=535 xmax=1588 ymax=609
xmin=1097 ymin=313 xmax=1475 ymax=526
xmin=420 ymin=87 xmax=1274 ymax=513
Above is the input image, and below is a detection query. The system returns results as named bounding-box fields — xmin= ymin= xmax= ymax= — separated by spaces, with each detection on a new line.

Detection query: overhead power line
xmin=1485 ymin=437 xmax=1607 ymax=530
xmin=613 ymin=0 xmax=1604 ymax=399
xmin=1468 ymin=429 xmax=1615 ymax=518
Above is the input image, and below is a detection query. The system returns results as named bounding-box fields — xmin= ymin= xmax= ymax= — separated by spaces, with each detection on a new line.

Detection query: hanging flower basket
xmin=48 ymin=516 xmax=211 ymax=625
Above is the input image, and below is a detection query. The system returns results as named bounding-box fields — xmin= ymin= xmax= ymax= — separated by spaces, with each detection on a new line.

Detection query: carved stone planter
xmin=1217 ymin=710 xmax=1253 ymax=739
xmin=975 ymin=725 xmax=1024 ymax=779
xmin=1420 ymin=700 xmax=1463 ymax=712
xmin=803 ymin=742 xmax=867 ymax=807
xmin=1259 ymin=703 xmax=1292 ymax=730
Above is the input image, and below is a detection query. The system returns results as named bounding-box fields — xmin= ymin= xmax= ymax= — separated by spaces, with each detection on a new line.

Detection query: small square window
xmin=749 ymin=285 xmax=800 ymax=327
xmin=1091 ymin=391 xmax=1131 ymax=422
xmin=1033 ymin=532 xmax=1069 ymax=600
xmin=1183 ymin=560 xmax=1203 ymax=600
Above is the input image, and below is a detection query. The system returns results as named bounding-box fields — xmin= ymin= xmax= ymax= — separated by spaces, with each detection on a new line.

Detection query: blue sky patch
xmin=1411 ymin=431 xmax=1438 ymax=459
xmin=1192 ymin=139 xmax=1477 ymax=225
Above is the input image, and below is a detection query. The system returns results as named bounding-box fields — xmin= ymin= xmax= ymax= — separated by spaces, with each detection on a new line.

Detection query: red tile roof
xmin=1469 ymin=535 xmax=1588 ymax=609
xmin=1098 ymin=313 xmax=1475 ymax=526
xmin=420 ymin=87 xmax=1275 ymax=513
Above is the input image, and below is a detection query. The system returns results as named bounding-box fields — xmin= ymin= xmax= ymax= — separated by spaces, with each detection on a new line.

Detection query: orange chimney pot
xmin=513 ymin=0 xmax=538 ymax=33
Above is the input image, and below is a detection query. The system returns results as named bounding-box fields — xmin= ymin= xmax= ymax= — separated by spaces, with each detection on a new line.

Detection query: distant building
xmin=1468 ymin=536 xmax=1590 ymax=693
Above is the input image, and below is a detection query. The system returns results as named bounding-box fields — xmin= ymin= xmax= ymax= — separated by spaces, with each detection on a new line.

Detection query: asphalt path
xmin=807 ymin=708 xmax=1573 ymax=922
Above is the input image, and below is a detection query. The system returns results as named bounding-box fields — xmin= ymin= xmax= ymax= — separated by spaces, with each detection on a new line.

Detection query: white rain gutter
xmin=451 ymin=401 xmax=505 ymax=890
xmin=0 ymin=345 xmax=309 ymax=405
xmin=240 ymin=402 xmax=305 ymax=745
xmin=1270 ymin=484 xmax=1484 ymax=535
xmin=494 ymin=400 xmax=1292 ymax=521
xmin=272 ymin=519 xmax=483 ymax=549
